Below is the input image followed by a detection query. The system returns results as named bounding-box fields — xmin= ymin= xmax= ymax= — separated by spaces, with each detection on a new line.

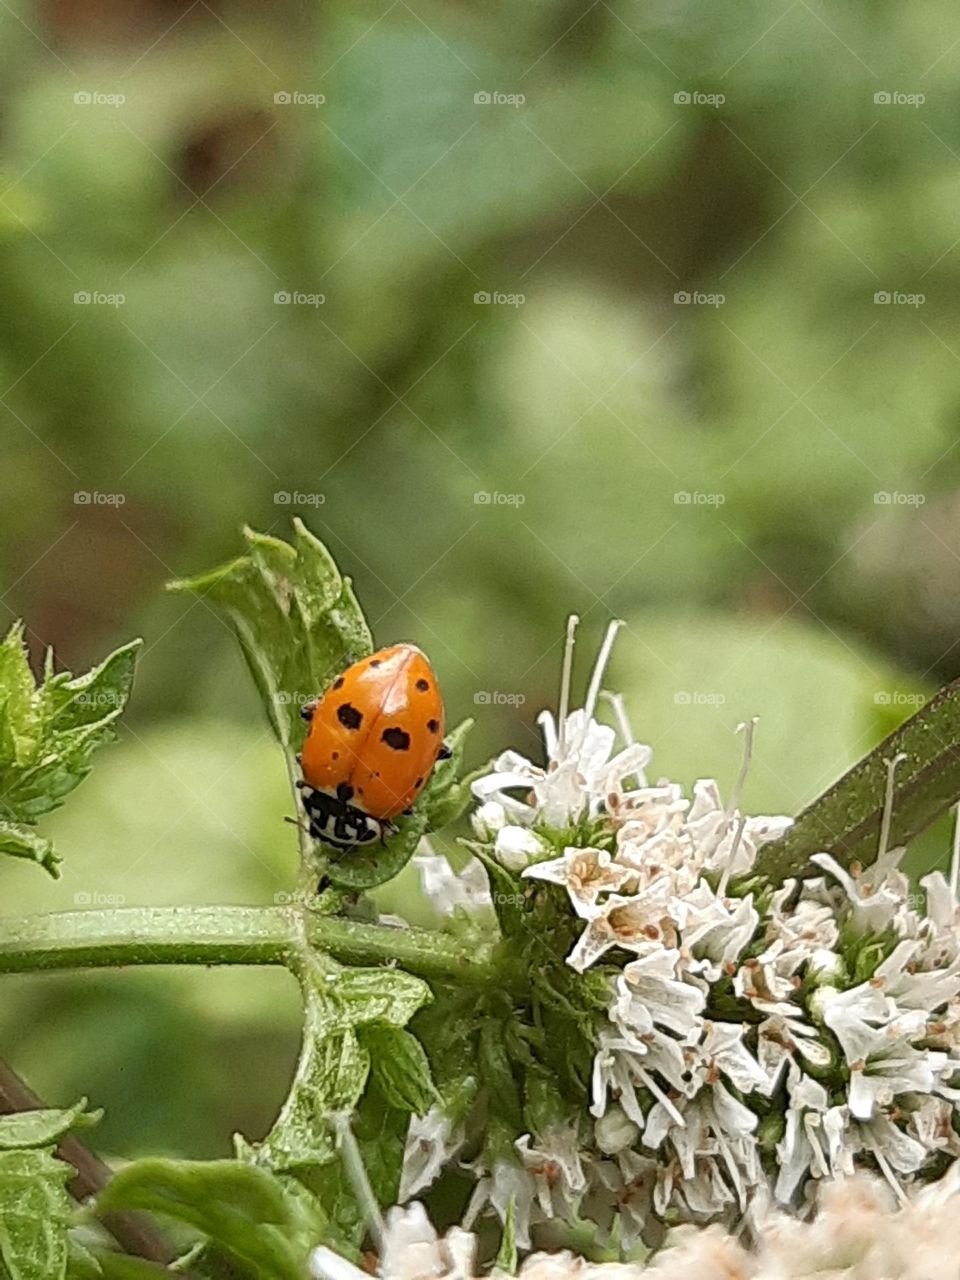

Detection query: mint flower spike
xmin=461 ymin=627 xmax=960 ymax=1244
xmin=470 ymin=617 xmax=651 ymax=852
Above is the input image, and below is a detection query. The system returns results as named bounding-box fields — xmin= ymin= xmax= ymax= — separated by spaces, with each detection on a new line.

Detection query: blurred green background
xmin=2 ymin=0 xmax=959 ymax=1161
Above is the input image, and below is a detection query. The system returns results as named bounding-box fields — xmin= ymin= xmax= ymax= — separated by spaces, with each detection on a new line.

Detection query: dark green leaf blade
xmin=96 ymin=1158 xmax=306 ymax=1280
xmin=756 ymin=676 xmax=960 ymax=881
xmin=359 ymin=1024 xmax=437 ymax=1115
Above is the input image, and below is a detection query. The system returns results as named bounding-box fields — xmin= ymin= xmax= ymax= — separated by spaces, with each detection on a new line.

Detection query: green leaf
xmin=0 ymin=624 xmax=42 ymax=767
xmin=168 ymin=521 xmax=372 ymax=762
xmin=92 ymin=1260 xmax=166 ymax=1279
xmin=0 ymin=1147 xmax=73 ymax=1280
xmin=296 ymin=1078 xmax=409 ymax=1258
xmin=495 ymin=1198 xmax=517 ymax=1275
xmin=756 ymin=676 xmax=960 ymax=881
xmin=326 ymin=718 xmax=474 ymax=890
xmin=0 ymin=626 xmax=141 ymax=877
xmin=252 ymin=959 xmax=432 ymax=1174
xmin=334 ymin=968 xmax=434 ymax=1028
xmin=96 ymin=1158 xmax=307 ymax=1280
xmin=360 ymin=1024 xmax=437 ymax=1115
xmin=0 ymin=1098 xmax=99 ymax=1150
xmin=0 ymin=821 xmax=58 ymax=877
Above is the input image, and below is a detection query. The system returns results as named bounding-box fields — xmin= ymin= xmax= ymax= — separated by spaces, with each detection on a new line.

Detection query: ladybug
xmin=296 ymin=644 xmax=449 ymax=850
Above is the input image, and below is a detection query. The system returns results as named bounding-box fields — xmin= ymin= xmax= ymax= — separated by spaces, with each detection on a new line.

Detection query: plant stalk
xmin=0 ymin=906 xmax=495 ymax=983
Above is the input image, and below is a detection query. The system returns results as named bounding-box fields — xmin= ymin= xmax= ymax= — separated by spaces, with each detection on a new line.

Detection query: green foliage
xmin=360 ymin=1024 xmax=438 ymax=1115
xmin=0 ymin=1147 xmax=73 ymax=1280
xmin=757 ymin=676 xmax=960 ymax=880
xmin=251 ymin=954 xmax=433 ymax=1176
xmin=0 ymin=625 xmax=140 ymax=877
xmin=169 ymin=521 xmax=372 ymax=769
xmin=96 ymin=1158 xmax=316 ymax=1280
xmin=0 ymin=1098 xmax=99 ymax=1150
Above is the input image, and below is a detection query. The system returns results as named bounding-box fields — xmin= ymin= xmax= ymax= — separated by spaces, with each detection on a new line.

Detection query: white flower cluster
xmin=418 ymin=618 xmax=960 ymax=1245
xmin=312 ymin=1169 xmax=960 ymax=1280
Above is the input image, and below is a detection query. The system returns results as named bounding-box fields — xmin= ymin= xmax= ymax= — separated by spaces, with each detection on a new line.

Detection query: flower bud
xmin=495 ymin=825 xmax=545 ymax=871
xmin=594 ymin=1104 xmax=639 ymax=1154
xmin=472 ymin=800 xmax=507 ymax=840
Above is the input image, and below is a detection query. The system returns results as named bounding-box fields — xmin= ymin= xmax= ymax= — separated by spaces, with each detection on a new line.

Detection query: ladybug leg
xmin=300 ymin=699 xmax=319 ymax=723
xmin=437 ymin=742 xmax=452 ymax=760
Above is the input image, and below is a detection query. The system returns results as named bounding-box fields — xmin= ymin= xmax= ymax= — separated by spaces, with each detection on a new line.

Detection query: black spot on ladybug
xmin=332 ymin=677 xmax=345 ymax=691
xmin=332 ymin=751 xmax=339 ymax=760
xmin=416 ymin=678 xmax=429 ymax=692
xmin=415 ymin=776 xmax=423 ymax=788
xmin=370 ymin=659 xmax=382 ymax=668
xmin=336 ymin=782 xmax=354 ymax=801
xmin=337 ymin=703 xmax=363 ymax=730
xmin=427 ymin=718 xmax=439 ymax=734
xmin=381 ymin=726 xmax=411 ymax=751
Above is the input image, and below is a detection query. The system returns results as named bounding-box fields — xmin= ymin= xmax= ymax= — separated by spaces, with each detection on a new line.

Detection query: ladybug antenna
xmin=329 ymin=1111 xmax=385 ymax=1250
xmin=556 ymin=614 xmax=579 ymax=755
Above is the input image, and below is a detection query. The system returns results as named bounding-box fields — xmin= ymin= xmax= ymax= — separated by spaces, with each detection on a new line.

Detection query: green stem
xmin=0 ymin=906 xmax=496 ymax=984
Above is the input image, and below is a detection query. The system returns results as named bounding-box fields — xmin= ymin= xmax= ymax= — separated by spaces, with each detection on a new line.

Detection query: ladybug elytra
xmin=296 ymin=644 xmax=448 ymax=850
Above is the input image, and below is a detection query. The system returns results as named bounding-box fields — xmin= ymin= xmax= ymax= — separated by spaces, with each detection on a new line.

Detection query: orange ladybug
xmin=296 ymin=644 xmax=448 ymax=849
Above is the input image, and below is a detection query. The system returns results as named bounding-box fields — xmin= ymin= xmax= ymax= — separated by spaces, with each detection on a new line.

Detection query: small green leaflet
xmin=359 ymin=1024 xmax=437 ymax=1115
xmin=495 ymin=1197 xmax=518 ymax=1274
xmin=0 ymin=1148 xmax=73 ymax=1280
xmin=0 ymin=1098 xmax=100 ymax=1150
xmin=0 ymin=623 xmax=141 ymax=878
xmin=168 ymin=520 xmax=372 ymax=765
xmin=251 ymin=958 xmax=433 ymax=1173
xmin=96 ymin=1158 xmax=310 ymax=1280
